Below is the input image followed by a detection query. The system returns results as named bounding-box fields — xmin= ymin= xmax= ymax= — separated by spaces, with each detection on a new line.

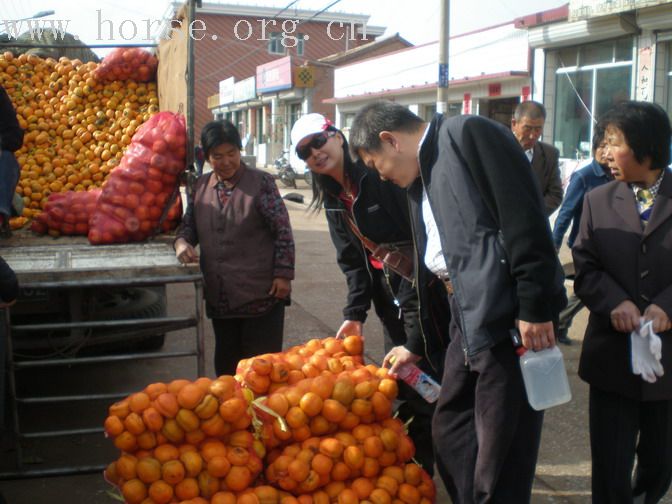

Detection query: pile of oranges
xmin=0 ymin=50 xmax=159 ymax=226
xmin=103 ymin=335 xmax=437 ymax=503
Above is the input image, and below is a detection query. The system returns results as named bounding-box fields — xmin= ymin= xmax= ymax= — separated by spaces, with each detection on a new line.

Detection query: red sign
xmin=256 ymin=56 xmax=293 ymax=93
xmin=488 ymin=83 xmax=501 ymax=97
xmin=463 ymin=93 xmax=471 ymax=114
xmin=521 ymin=85 xmax=531 ymax=102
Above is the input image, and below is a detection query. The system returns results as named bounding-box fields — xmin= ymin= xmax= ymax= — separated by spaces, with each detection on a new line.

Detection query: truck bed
xmin=1 ymin=230 xmax=199 ymax=287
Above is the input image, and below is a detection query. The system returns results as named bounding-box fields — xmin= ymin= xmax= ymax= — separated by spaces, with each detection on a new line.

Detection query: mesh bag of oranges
xmin=30 ymin=188 xmax=101 ymax=236
xmin=88 ymin=111 xmax=186 ymax=245
xmin=93 ymin=47 xmax=158 ymax=83
xmin=103 ymin=335 xmax=437 ymax=503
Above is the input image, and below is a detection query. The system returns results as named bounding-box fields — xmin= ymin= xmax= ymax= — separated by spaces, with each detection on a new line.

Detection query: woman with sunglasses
xmin=290 ymin=113 xmax=449 ymax=475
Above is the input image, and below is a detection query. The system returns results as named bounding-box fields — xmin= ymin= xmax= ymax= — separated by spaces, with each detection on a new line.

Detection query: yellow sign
xmin=294 ymin=66 xmax=314 ymax=88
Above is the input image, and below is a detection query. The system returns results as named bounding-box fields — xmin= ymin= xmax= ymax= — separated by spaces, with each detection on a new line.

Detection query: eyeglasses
xmin=296 ymin=131 xmax=335 ymax=161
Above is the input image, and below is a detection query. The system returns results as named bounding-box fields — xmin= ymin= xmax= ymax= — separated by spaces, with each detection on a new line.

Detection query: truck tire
xmin=89 ymin=286 xmax=167 ymax=351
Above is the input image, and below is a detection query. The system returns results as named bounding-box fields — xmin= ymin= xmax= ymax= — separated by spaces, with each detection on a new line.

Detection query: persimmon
xmin=194 ymin=394 xmax=219 ymax=419
xmin=309 ymin=415 xmax=333 ymax=436
xmin=210 ymin=376 xmax=238 ymax=401
xmin=343 ymin=445 xmax=365 ymax=470
xmin=286 ymin=406 xmax=308 ymax=429
xmin=141 ymin=407 xmax=164 ymax=432
xmin=179 ymin=450 xmax=203 ymax=477
xmin=403 ymin=463 xmax=423 ymax=486
xmin=198 ymin=470 xmax=221 ymax=498
xmin=200 ymin=440 xmax=227 ymax=462
xmin=287 ymin=458 xmax=310 ymax=482
xmin=114 ymin=430 xmax=137 ymax=452
xmin=338 ymin=488 xmax=359 ymax=504
xmin=331 ymin=461 xmax=351 ymax=482
xmin=154 ymin=393 xmax=179 ymax=418
xmin=104 ymin=415 xmax=124 ymax=437
xmin=397 ymin=483 xmax=421 ymax=504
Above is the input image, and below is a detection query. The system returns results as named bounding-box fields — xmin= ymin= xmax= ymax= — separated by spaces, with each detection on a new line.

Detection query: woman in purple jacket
xmin=174 ymin=120 xmax=295 ymax=376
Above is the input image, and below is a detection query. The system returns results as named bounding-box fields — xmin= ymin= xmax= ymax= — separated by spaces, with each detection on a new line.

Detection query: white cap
xmin=290 ymin=113 xmax=332 ymax=149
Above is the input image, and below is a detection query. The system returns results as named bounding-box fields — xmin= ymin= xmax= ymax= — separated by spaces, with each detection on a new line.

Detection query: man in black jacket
xmin=0 ymin=84 xmax=24 ymax=237
xmin=350 ymin=101 xmax=566 ymax=504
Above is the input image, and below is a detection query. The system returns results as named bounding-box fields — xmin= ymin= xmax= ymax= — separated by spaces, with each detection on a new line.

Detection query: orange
xmin=266 ymin=393 xmax=290 ymax=417
xmin=153 ymin=443 xmax=180 ymax=463
xmin=311 ymin=453 xmax=334 ymax=476
xmin=319 ymin=438 xmax=344 ymax=459
xmin=343 ymin=445 xmax=365 ymax=470
xmin=398 ymin=483 xmax=421 ymax=504
xmin=136 ymin=457 xmax=161 ymax=484
xmin=352 ymin=477 xmax=375 ymax=499
xmin=174 ymin=477 xmax=200 ymax=500
xmin=115 ymin=453 xmax=138 ymax=480
xmin=299 ymin=392 xmax=323 ymax=417
xmin=223 ymin=465 xmax=252 ymax=492
xmin=207 ymin=455 xmax=231 ymax=478
xmin=121 ymin=478 xmax=147 ymax=504
xmin=337 ymin=488 xmax=359 ymax=504
xmin=177 ymin=383 xmax=206 ymax=409
xmin=161 ymin=459 xmax=185 ymax=485
xmin=342 ymin=335 xmax=363 ymax=355
xmin=287 ymin=458 xmax=310 ymax=482
xmin=180 ymin=450 xmax=203 ymax=477
xmin=403 ymin=463 xmax=423 ymax=486
xmin=148 ymin=479 xmax=174 ymax=504
xmin=211 ymin=491 xmax=237 ymax=504
xmin=219 ymin=397 xmax=247 ymax=422
xmin=321 ymin=399 xmax=347 ymax=423
xmin=369 ymin=488 xmax=393 ymax=504
xmin=210 ymin=376 xmax=238 ymax=400
xmin=200 ymin=439 xmax=227 ymax=462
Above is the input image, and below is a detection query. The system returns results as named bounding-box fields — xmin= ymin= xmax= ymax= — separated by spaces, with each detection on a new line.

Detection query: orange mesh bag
xmin=88 ymin=112 xmax=186 ymax=245
xmin=30 ymin=189 xmax=101 ymax=236
xmin=93 ymin=47 xmax=158 ymax=82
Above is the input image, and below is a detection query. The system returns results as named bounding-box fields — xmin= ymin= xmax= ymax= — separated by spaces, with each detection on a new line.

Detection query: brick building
xmin=191 ymin=2 xmax=386 ymax=149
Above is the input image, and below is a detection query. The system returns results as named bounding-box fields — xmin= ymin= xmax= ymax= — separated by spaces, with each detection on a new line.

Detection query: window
xmin=289 ymin=104 xmax=302 ymax=134
xmin=268 ymin=32 xmax=285 ymax=55
xmin=553 ymin=37 xmax=633 ymax=159
xmin=297 ymin=34 xmax=306 ymax=56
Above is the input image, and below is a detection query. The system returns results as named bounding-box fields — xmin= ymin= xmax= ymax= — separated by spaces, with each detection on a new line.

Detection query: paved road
xmin=1 ymin=181 xmax=670 ymax=503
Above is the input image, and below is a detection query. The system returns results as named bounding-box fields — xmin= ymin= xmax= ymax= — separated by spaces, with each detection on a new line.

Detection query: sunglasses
xmin=296 ymin=131 xmax=335 ymax=161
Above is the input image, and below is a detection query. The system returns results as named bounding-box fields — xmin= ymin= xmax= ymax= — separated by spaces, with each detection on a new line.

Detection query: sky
xmin=0 ymin=0 xmax=566 ymax=54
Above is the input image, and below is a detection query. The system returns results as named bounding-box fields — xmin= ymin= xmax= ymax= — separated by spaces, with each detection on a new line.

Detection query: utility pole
xmin=437 ymin=0 xmax=449 ymax=113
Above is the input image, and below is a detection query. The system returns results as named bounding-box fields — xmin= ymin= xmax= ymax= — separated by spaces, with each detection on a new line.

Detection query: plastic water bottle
xmin=396 ymin=363 xmax=442 ymax=404
xmin=510 ymin=329 xmax=572 ymax=411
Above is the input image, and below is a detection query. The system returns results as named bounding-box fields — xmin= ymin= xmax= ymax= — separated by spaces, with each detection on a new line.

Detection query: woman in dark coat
xmin=573 ymin=101 xmax=672 ymax=504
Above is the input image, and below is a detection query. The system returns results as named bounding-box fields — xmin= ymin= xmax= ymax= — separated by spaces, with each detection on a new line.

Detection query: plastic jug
xmin=511 ymin=329 xmax=572 ymax=411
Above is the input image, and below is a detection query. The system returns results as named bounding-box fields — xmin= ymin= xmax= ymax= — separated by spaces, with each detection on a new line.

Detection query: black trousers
xmin=370 ymin=267 xmax=437 ymax=476
xmin=589 ymin=386 xmax=672 ymax=504
xmin=432 ymin=295 xmax=544 ymax=504
xmin=211 ymin=302 xmax=285 ymax=377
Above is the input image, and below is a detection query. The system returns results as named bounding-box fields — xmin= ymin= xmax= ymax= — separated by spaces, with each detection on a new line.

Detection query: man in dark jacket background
xmin=0 ymin=84 xmax=24 ymax=237
xmin=511 ymin=100 xmax=563 ymax=216
xmin=350 ymin=101 xmax=566 ymax=504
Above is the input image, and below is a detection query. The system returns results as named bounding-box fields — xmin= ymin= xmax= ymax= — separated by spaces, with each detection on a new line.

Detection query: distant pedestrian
xmin=511 ymin=100 xmax=563 ymax=215
xmin=552 ymin=126 xmax=612 ymax=345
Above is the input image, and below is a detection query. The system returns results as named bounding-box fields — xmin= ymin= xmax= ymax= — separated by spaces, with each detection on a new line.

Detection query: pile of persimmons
xmin=103 ymin=336 xmax=436 ymax=504
xmin=0 ymin=49 xmax=159 ymax=229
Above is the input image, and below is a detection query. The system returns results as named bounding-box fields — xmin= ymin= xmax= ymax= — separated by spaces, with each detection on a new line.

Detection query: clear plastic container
xmin=518 ymin=346 xmax=572 ymax=411
xmin=396 ymin=364 xmax=442 ymax=403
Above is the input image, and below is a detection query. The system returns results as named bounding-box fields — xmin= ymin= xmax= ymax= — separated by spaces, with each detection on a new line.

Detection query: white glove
xmin=630 ymin=319 xmax=664 ymax=383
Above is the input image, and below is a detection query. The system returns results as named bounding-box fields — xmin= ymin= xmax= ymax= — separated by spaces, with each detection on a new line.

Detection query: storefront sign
xmin=257 ymin=56 xmax=293 ymax=94
xmin=234 ymin=76 xmax=256 ymax=103
xmin=521 ymin=85 xmax=531 ymax=102
xmin=636 ymin=46 xmax=653 ymax=101
xmin=219 ymin=77 xmax=235 ymax=106
xmin=488 ymin=83 xmax=502 ymax=97
xmin=569 ymin=0 xmax=672 ymax=21
xmin=463 ymin=93 xmax=471 ymax=114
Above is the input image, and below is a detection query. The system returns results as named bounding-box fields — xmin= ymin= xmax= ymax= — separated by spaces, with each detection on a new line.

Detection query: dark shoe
xmin=557 ymin=330 xmax=572 ymax=346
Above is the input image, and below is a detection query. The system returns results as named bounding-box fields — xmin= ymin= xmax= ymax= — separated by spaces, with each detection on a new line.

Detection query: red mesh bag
xmin=30 ymin=189 xmax=101 ymax=237
xmin=93 ymin=47 xmax=158 ymax=82
xmin=88 ymin=112 xmax=186 ymax=245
